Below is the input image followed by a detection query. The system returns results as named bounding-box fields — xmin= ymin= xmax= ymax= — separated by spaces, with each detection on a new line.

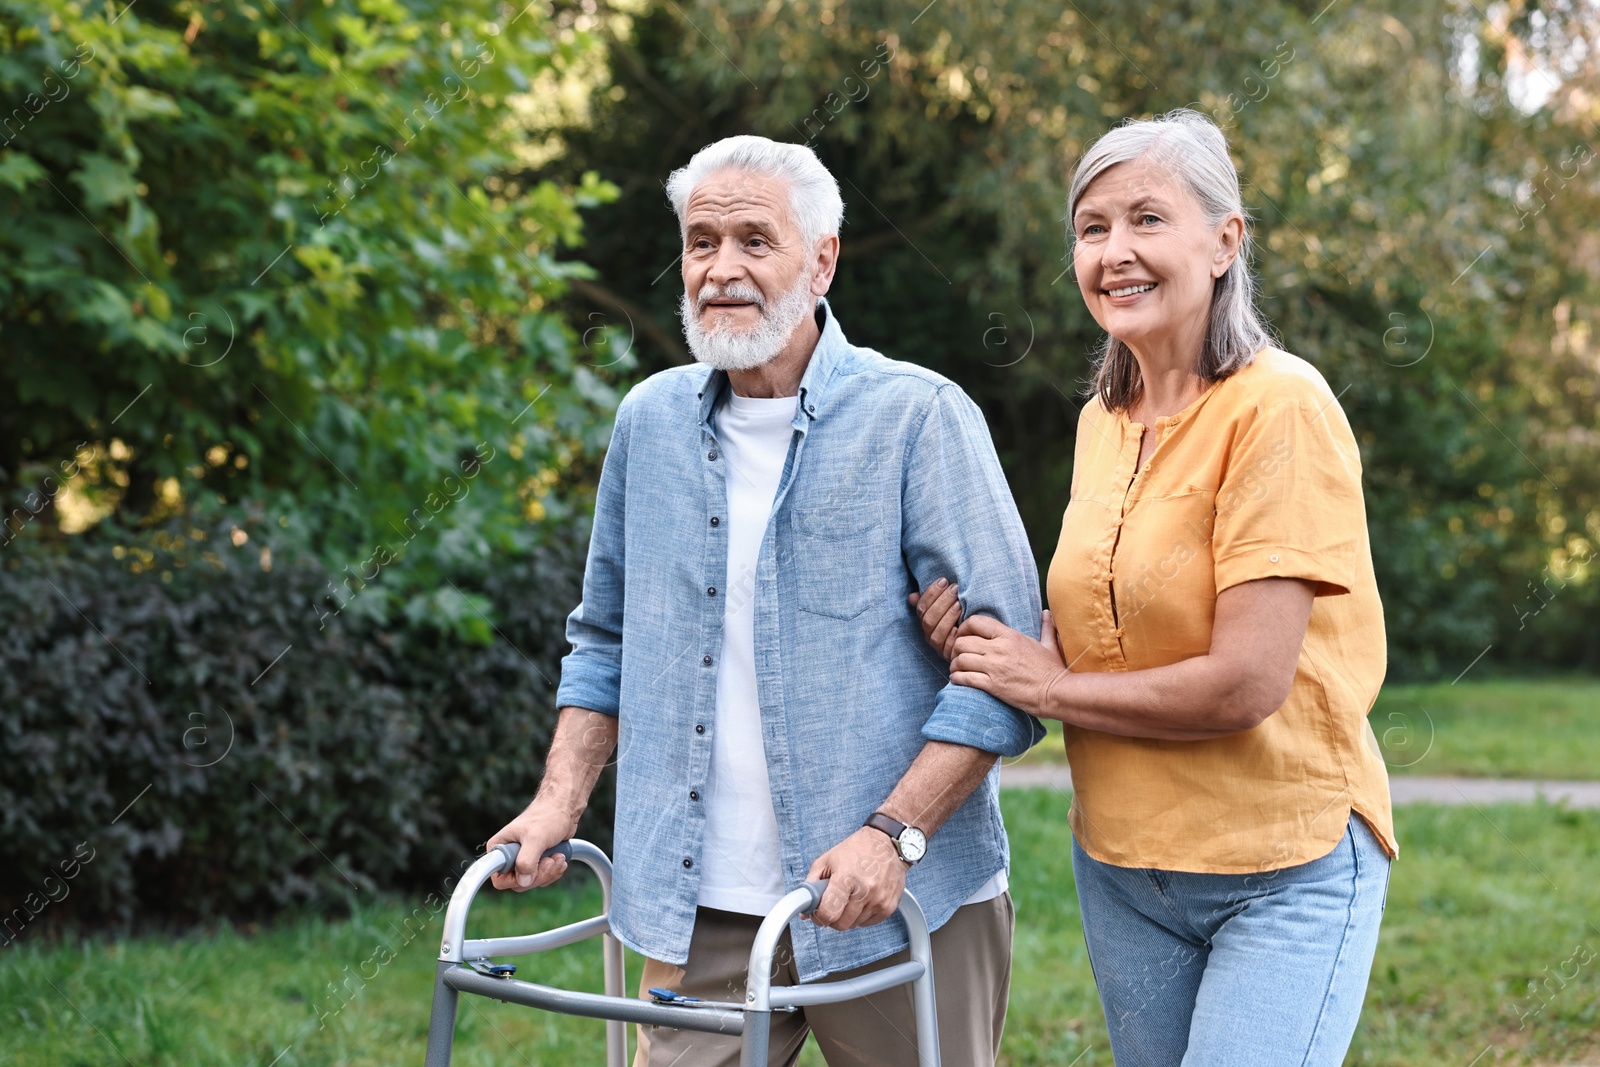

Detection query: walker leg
xmin=910 ymin=966 xmax=940 ymax=1067
xmin=739 ymin=1010 xmax=771 ymax=1067
xmin=424 ymin=961 xmax=460 ymax=1067
xmin=903 ymin=897 xmax=941 ymax=1067
xmin=603 ymin=932 xmax=628 ymax=1067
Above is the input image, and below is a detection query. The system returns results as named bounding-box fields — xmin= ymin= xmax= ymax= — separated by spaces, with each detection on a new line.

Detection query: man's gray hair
xmin=1068 ymin=108 xmax=1274 ymax=412
xmin=665 ymin=135 xmax=845 ymax=249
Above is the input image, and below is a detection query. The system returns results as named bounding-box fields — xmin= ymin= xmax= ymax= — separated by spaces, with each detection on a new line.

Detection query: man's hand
xmin=949 ymin=609 xmax=1069 ymax=716
xmin=907 ymin=577 xmax=961 ymax=660
xmin=486 ymin=801 xmax=577 ymax=892
xmin=485 ymin=706 xmax=616 ymax=892
xmin=804 ymin=827 xmax=908 ymax=930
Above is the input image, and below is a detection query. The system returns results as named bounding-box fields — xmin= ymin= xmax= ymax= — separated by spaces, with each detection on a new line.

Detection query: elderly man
xmin=487 ymin=135 xmax=1042 ymax=1067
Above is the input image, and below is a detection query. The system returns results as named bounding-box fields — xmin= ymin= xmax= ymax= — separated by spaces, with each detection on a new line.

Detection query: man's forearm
xmin=532 ymin=706 xmax=619 ymax=827
xmin=876 ymin=740 xmax=997 ymax=838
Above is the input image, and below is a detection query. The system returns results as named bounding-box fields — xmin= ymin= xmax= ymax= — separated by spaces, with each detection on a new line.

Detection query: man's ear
xmin=811 ymin=233 xmax=840 ymax=296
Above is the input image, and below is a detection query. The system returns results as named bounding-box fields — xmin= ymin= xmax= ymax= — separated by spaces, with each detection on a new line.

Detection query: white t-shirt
xmin=695 ymin=389 xmax=1009 ymax=915
xmin=697 ymin=391 xmax=795 ymax=914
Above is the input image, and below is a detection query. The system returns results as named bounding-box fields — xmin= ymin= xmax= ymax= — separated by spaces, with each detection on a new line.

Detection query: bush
xmin=0 ymin=521 xmax=607 ymax=938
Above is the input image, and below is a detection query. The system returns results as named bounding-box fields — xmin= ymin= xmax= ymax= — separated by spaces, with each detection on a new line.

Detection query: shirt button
xmin=710 ymin=516 xmax=721 ymax=526
xmin=707 ymin=450 xmax=718 ymax=461
xmin=695 ymin=724 xmax=706 ymax=734
xmin=690 ymin=790 xmax=700 ymax=801
xmin=702 ymin=654 xmax=713 ymax=666
xmin=707 ymin=587 xmax=717 ymax=596
xmin=1269 ymin=553 xmax=1280 ymax=563
xmin=683 ymin=857 xmax=694 ymax=869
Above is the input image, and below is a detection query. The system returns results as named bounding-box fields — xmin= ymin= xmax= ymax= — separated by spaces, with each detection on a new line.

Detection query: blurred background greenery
xmin=1 ymin=0 xmax=1598 ymax=1061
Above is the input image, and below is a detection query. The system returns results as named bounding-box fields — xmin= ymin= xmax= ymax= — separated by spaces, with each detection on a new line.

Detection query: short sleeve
xmin=1211 ymin=393 xmax=1366 ymax=597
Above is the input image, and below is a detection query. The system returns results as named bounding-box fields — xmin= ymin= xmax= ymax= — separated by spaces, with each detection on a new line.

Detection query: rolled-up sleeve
xmin=900 ymin=384 xmax=1045 ymax=757
xmin=555 ymin=397 xmax=634 ymax=716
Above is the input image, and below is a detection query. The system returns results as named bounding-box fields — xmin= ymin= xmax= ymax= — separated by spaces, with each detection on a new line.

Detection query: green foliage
xmin=0 ymin=522 xmax=609 ymax=929
xmin=0 ymin=0 xmax=630 ymax=620
xmin=536 ymin=0 xmax=1600 ymax=679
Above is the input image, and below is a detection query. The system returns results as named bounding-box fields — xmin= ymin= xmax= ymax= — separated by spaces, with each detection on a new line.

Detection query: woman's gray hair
xmin=1068 ymin=108 xmax=1273 ymax=412
xmin=665 ymin=135 xmax=844 ymax=249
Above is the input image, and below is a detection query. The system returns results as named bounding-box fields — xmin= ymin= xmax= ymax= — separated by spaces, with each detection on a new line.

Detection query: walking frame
xmin=424 ymin=840 xmax=942 ymax=1066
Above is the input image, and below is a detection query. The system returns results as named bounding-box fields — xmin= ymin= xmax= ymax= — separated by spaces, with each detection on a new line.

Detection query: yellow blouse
xmin=1046 ymin=348 xmax=1396 ymax=873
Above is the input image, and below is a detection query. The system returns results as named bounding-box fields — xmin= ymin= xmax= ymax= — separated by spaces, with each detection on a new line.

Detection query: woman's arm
xmin=946 ymin=576 xmax=1316 ymax=741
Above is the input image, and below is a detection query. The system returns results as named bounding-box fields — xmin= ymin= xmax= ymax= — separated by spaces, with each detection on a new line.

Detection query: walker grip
xmin=490 ymin=840 xmax=573 ymax=873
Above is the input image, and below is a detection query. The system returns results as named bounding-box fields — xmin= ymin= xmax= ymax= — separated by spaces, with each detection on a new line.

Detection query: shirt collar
xmin=695 ymin=297 xmax=850 ymax=429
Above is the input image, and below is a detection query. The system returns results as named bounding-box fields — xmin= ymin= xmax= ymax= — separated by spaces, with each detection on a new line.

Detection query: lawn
xmin=1012 ymin=676 xmax=1600 ymax=781
xmin=5 ymin=791 xmax=1599 ymax=1066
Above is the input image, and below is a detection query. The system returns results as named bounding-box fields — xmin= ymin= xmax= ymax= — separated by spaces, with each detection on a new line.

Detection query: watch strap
xmin=864 ymin=812 xmax=907 ymax=842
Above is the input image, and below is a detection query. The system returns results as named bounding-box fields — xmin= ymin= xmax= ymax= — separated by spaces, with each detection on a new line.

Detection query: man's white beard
xmin=680 ymin=276 xmax=817 ymax=371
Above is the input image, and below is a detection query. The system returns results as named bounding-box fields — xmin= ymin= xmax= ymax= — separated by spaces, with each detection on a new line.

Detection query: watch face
xmin=898 ymin=827 xmax=927 ymax=863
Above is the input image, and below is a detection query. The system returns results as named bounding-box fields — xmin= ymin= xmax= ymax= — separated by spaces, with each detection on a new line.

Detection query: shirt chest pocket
xmin=788 ymin=504 xmax=885 ymax=621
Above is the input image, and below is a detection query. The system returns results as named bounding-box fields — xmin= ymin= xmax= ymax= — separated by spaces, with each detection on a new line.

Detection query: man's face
xmin=679 ymin=168 xmax=818 ymax=370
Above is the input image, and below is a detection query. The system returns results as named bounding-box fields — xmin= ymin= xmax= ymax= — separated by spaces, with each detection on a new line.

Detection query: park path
xmin=998 ymin=765 xmax=1600 ymax=808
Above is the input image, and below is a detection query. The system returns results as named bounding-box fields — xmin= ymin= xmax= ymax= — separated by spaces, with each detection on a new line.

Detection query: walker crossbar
xmin=443 ymin=965 xmax=748 ymax=1032
xmin=422 ymin=840 xmax=942 ymax=1067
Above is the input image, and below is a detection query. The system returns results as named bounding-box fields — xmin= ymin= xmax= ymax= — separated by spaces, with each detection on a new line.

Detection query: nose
xmin=1100 ymin=221 xmax=1136 ymax=274
xmin=705 ymin=236 xmax=744 ymax=288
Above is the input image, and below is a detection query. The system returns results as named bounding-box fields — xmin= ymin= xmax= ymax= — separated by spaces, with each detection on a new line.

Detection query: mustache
xmin=695 ymin=283 xmax=767 ymax=314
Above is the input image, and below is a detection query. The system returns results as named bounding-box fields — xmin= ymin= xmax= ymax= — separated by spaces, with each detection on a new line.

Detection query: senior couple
xmin=489 ymin=110 xmax=1395 ymax=1067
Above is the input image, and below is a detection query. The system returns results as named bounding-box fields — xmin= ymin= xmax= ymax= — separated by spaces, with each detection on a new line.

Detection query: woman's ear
xmin=1212 ymin=214 xmax=1245 ymax=279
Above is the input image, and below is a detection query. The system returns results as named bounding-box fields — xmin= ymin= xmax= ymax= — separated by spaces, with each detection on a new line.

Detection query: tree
xmin=533 ymin=0 xmax=1600 ymax=677
xmin=0 ymin=0 xmax=629 ymax=632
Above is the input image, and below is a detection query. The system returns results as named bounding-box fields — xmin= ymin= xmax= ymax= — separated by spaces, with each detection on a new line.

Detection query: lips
xmin=696 ymin=284 xmax=765 ymax=313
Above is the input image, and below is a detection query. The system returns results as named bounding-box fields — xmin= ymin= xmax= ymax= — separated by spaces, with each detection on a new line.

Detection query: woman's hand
xmin=949 ymin=610 xmax=1070 ymax=716
xmin=907 ymin=577 xmax=962 ymax=660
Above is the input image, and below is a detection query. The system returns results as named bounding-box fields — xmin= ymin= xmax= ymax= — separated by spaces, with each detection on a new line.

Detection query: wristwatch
xmin=864 ymin=812 xmax=927 ymax=866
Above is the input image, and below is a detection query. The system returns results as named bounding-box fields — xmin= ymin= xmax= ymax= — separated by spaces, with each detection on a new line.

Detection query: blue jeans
xmin=1072 ymin=815 xmax=1391 ymax=1066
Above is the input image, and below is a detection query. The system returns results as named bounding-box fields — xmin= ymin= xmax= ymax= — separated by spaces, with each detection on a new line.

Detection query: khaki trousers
xmin=632 ymin=894 xmax=1014 ymax=1067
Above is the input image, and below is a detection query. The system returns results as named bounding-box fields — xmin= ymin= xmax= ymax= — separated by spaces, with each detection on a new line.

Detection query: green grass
xmin=1012 ymin=676 xmax=1600 ymax=781
xmin=5 ymin=791 xmax=1600 ymax=1066
xmin=1369 ymin=677 xmax=1600 ymax=779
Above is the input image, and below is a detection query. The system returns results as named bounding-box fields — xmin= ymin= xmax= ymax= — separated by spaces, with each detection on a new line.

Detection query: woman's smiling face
xmin=1071 ymin=156 xmax=1241 ymax=362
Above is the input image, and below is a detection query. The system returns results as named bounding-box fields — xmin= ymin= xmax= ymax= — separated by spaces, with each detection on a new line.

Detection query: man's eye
xmin=748 ymin=237 xmax=767 ymax=248
xmin=1139 ymin=214 xmax=1161 ymax=225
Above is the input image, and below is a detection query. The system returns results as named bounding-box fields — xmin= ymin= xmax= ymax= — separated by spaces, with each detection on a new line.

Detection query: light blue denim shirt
xmin=556 ymin=299 xmax=1044 ymax=980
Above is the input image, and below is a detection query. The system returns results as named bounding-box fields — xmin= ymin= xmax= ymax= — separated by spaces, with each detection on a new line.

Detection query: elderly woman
xmin=911 ymin=109 xmax=1394 ymax=1065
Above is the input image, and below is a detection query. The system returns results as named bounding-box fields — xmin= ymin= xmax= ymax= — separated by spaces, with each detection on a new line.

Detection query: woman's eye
xmin=1139 ymin=214 xmax=1161 ymax=226
xmin=1081 ymin=224 xmax=1105 ymax=237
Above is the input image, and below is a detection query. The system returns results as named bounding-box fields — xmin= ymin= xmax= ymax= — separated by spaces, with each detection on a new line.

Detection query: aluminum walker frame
xmin=423 ymin=840 xmax=941 ymax=1066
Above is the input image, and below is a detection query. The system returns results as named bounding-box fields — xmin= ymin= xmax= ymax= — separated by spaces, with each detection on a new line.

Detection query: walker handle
xmin=490 ymin=841 xmax=573 ymax=873
xmin=800 ymin=879 xmax=830 ymax=912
